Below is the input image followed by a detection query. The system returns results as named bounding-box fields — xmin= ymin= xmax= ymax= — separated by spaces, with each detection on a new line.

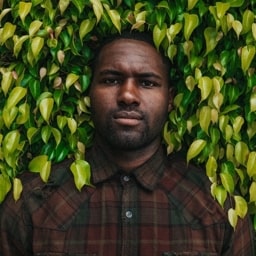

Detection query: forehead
xmin=95 ymin=39 xmax=166 ymax=73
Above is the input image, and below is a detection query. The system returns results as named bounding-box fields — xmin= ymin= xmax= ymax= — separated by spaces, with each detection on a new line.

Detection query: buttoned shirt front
xmin=0 ymin=144 xmax=255 ymax=256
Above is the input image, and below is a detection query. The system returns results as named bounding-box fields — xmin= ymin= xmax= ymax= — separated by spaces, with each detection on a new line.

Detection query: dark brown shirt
xmin=0 ymin=145 xmax=254 ymax=255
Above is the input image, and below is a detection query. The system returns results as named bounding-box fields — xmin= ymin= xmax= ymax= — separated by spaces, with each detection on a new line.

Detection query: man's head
xmin=89 ymin=31 xmax=173 ymax=152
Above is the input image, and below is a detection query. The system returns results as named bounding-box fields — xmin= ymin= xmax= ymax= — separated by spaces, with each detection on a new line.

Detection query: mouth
xmin=113 ymin=111 xmax=143 ymax=126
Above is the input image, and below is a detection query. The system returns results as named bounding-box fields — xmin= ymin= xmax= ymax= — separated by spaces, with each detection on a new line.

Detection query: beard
xmin=93 ymin=108 xmax=165 ymax=151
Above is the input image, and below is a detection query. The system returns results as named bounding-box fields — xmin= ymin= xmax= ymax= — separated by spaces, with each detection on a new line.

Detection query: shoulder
xmin=162 ymin=152 xmax=228 ymax=225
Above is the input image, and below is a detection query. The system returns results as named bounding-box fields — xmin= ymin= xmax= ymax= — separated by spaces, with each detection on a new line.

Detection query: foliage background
xmin=1 ymin=0 xmax=256 ymax=229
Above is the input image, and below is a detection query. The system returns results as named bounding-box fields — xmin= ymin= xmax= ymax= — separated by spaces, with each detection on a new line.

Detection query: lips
xmin=113 ymin=111 xmax=143 ymax=126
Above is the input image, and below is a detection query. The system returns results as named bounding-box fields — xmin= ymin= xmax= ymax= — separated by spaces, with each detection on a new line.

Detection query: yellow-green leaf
xmin=250 ymin=93 xmax=256 ymax=112
xmin=214 ymin=185 xmax=227 ymax=207
xmin=16 ymin=103 xmax=30 ymax=124
xmin=249 ymin=181 xmax=256 ymax=202
xmin=27 ymin=127 xmax=39 ymax=144
xmin=39 ymin=97 xmax=54 ymax=123
xmin=18 ymin=2 xmax=32 ymax=23
xmin=28 ymin=155 xmax=51 ymax=182
xmin=90 ymin=0 xmax=103 ymax=23
xmin=31 ymin=36 xmax=44 ymax=59
xmin=232 ymin=20 xmax=242 ymax=39
xmin=13 ymin=178 xmax=23 ymax=202
xmin=187 ymin=0 xmax=199 ymax=11
xmin=234 ymin=195 xmax=248 ymax=218
xmin=29 ymin=20 xmax=43 ymax=36
xmin=199 ymin=106 xmax=211 ymax=134
xmin=67 ymin=117 xmax=77 ymax=134
xmin=0 ymin=22 xmax=16 ymax=45
xmin=220 ymin=172 xmax=234 ymax=193
xmin=65 ymin=73 xmax=80 ymax=89
xmin=70 ymin=160 xmax=92 ymax=191
xmin=183 ymin=13 xmax=199 ymax=41
xmin=241 ymin=45 xmax=255 ymax=74
xmin=247 ymin=151 xmax=256 ymax=178
xmin=79 ymin=18 xmax=96 ymax=41
xmin=1 ymin=71 xmax=13 ymax=96
xmin=103 ymin=4 xmax=121 ymax=33
xmin=2 ymin=106 xmax=18 ymax=129
xmin=198 ymin=76 xmax=212 ymax=102
xmin=228 ymin=208 xmax=238 ymax=229
xmin=242 ymin=9 xmax=254 ymax=34
xmin=235 ymin=141 xmax=249 ymax=166
xmin=153 ymin=23 xmax=167 ymax=51
xmin=252 ymin=23 xmax=256 ymax=40
xmin=0 ymin=175 xmax=11 ymax=203
xmin=206 ymin=156 xmax=217 ymax=178
xmin=6 ymin=86 xmax=27 ymax=109
xmin=204 ymin=27 xmax=219 ymax=55
xmin=216 ymin=2 xmax=230 ymax=19
xmin=187 ymin=139 xmax=207 ymax=162
xmin=3 ymin=130 xmax=20 ymax=154
xmin=13 ymin=35 xmax=29 ymax=57
xmin=59 ymin=0 xmax=70 ymax=15
xmin=51 ymin=127 xmax=62 ymax=146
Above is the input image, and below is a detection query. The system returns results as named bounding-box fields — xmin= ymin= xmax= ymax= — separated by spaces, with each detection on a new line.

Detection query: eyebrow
xmin=98 ymin=69 xmax=162 ymax=80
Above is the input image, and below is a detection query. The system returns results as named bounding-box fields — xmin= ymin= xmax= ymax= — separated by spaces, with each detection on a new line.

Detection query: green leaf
xmin=70 ymin=160 xmax=92 ymax=191
xmin=187 ymin=139 xmax=207 ymax=162
xmin=204 ymin=27 xmax=219 ymax=56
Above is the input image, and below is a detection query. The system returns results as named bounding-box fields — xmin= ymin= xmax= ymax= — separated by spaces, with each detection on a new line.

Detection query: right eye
xmin=103 ymin=78 xmax=121 ymax=85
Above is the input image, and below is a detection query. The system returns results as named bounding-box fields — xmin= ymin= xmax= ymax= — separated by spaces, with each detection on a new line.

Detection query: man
xmin=0 ymin=31 xmax=255 ymax=256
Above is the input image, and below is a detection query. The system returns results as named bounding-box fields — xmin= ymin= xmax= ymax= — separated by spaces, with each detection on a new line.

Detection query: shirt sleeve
xmin=0 ymin=193 xmax=33 ymax=256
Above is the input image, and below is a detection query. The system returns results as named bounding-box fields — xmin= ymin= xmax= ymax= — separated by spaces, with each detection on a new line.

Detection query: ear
xmin=167 ymin=86 xmax=174 ymax=112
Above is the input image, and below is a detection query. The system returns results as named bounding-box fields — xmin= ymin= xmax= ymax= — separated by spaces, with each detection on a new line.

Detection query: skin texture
xmin=90 ymin=39 xmax=173 ymax=171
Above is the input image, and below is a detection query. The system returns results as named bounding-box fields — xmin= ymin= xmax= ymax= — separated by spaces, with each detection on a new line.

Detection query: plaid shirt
xmin=0 ymin=144 xmax=255 ymax=256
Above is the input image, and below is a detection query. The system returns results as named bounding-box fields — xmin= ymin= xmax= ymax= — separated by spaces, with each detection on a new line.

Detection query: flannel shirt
xmin=0 ymin=144 xmax=255 ymax=256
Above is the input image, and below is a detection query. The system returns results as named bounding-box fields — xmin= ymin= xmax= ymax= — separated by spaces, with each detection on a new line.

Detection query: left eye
xmin=140 ymin=80 xmax=157 ymax=87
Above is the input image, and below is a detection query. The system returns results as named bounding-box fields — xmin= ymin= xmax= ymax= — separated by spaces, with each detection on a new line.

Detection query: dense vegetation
xmin=1 ymin=0 xmax=256 ymax=229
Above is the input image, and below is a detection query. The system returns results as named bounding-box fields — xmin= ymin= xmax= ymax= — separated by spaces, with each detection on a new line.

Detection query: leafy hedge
xmin=1 ymin=0 xmax=256 ymax=229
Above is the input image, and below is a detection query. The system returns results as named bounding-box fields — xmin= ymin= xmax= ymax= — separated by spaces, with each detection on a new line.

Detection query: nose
xmin=117 ymin=78 xmax=140 ymax=106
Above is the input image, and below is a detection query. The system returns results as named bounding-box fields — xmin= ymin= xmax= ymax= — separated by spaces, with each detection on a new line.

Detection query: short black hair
xmin=91 ymin=30 xmax=172 ymax=83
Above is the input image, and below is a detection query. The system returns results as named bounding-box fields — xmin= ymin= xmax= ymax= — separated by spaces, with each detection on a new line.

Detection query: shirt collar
xmin=87 ymin=143 xmax=166 ymax=191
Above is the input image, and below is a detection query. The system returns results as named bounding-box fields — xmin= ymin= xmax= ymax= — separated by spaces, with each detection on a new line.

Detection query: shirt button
xmin=125 ymin=210 xmax=133 ymax=218
xmin=123 ymin=175 xmax=130 ymax=182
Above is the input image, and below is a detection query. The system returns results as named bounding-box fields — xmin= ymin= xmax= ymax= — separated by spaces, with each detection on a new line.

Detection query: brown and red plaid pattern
xmin=0 ymin=145 xmax=254 ymax=256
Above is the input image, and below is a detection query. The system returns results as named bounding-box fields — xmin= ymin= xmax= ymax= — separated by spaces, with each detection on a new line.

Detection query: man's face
xmin=90 ymin=39 xmax=172 ymax=151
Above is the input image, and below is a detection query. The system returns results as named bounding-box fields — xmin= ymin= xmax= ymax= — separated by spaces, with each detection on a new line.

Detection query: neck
xmin=95 ymin=136 xmax=161 ymax=172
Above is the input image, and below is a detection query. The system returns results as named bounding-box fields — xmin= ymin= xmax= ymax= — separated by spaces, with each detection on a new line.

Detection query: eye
xmin=103 ymin=78 xmax=121 ymax=85
xmin=140 ymin=80 xmax=158 ymax=88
